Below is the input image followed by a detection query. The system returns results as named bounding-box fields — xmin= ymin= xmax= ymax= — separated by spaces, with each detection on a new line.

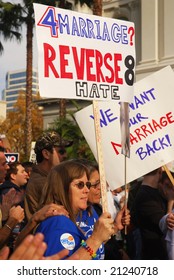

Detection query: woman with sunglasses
xmin=35 ymin=159 xmax=114 ymax=259
xmin=75 ymin=159 xmax=131 ymax=260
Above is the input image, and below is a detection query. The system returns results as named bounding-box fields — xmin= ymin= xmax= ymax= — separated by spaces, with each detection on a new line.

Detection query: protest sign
xmin=29 ymin=141 xmax=36 ymax=163
xmin=75 ymin=66 xmax=174 ymax=190
xmin=5 ymin=153 xmax=19 ymax=163
xmin=34 ymin=3 xmax=135 ymax=102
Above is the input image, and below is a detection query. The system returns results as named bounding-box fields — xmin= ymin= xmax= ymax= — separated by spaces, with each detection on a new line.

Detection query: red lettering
xmin=166 ymin=112 xmax=174 ymax=124
xmin=86 ymin=49 xmax=95 ymax=81
xmin=95 ymin=50 xmax=105 ymax=82
xmin=72 ymin=47 xmax=85 ymax=79
xmin=59 ymin=45 xmax=72 ymax=79
xmin=130 ymin=112 xmax=174 ymax=146
xmin=141 ymin=124 xmax=152 ymax=137
xmin=104 ymin=53 xmax=114 ymax=83
xmin=160 ymin=116 xmax=168 ymax=127
xmin=44 ymin=43 xmax=59 ymax=78
xmin=111 ymin=142 xmax=122 ymax=155
xmin=114 ymin=53 xmax=123 ymax=84
xmin=152 ymin=119 xmax=162 ymax=131
xmin=43 ymin=44 xmax=124 ymax=84
xmin=130 ymin=133 xmax=138 ymax=145
xmin=134 ymin=128 xmax=146 ymax=141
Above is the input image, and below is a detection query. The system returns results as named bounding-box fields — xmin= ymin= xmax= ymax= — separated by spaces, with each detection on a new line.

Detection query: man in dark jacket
xmin=0 ymin=161 xmax=28 ymax=207
xmin=0 ymin=161 xmax=27 ymax=252
xmin=24 ymin=131 xmax=73 ymax=221
xmin=133 ymin=168 xmax=168 ymax=260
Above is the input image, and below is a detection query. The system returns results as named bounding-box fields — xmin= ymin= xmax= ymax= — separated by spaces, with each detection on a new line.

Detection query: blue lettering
xmin=136 ymin=135 xmax=172 ymax=160
xmin=58 ymin=14 xmax=70 ymax=34
xmin=90 ymin=108 xmax=118 ymax=127
xmin=105 ymin=109 xmax=118 ymax=123
xmin=86 ymin=19 xmax=95 ymax=38
xmin=153 ymin=140 xmax=161 ymax=151
xmin=129 ymin=113 xmax=149 ymax=127
xmin=71 ymin=16 xmax=80 ymax=36
xmin=102 ymin=22 xmax=111 ymax=41
xmin=129 ymin=88 xmax=156 ymax=110
xmin=79 ymin=17 xmax=88 ymax=38
xmin=111 ymin=24 xmax=128 ymax=44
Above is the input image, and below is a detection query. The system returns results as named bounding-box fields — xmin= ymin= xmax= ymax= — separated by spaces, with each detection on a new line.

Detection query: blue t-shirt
xmin=76 ymin=207 xmax=105 ymax=260
xmin=35 ymin=215 xmax=84 ymax=257
xmin=35 ymin=207 xmax=104 ymax=259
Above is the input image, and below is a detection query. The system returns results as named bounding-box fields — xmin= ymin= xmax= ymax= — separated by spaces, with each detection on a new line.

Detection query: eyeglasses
xmin=90 ymin=180 xmax=100 ymax=189
xmin=73 ymin=181 xmax=91 ymax=189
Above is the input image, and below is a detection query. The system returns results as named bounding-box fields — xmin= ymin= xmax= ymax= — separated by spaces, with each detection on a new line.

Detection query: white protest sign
xmin=34 ymin=3 xmax=135 ymax=102
xmin=75 ymin=66 xmax=174 ymax=190
xmin=29 ymin=141 xmax=36 ymax=163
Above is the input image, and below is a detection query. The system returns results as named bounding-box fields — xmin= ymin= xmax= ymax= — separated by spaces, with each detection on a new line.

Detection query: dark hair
xmin=71 ymin=158 xmax=99 ymax=176
xmin=160 ymin=171 xmax=174 ymax=183
xmin=22 ymin=161 xmax=34 ymax=168
xmin=0 ymin=146 xmax=6 ymax=152
xmin=36 ymin=146 xmax=54 ymax=163
xmin=5 ymin=161 xmax=21 ymax=181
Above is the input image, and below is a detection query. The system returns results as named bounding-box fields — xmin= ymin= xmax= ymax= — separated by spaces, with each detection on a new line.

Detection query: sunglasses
xmin=90 ymin=180 xmax=100 ymax=189
xmin=73 ymin=181 xmax=91 ymax=189
xmin=58 ymin=148 xmax=66 ymax=155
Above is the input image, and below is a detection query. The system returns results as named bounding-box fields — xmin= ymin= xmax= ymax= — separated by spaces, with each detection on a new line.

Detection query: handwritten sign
xmin=75 ymin=66 xmax=174 ymax=189
xmin=34 ymin=3 xmax=135 ymax=102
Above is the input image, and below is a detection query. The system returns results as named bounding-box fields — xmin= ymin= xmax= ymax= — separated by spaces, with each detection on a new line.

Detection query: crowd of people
xmin=0 ymin=131 xmax=174 ymax=260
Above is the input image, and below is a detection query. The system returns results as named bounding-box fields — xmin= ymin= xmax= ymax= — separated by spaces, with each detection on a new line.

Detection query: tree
xmin=0 ymin=91 xmax=43 ymax=161
xmin=0 ymin=1 xmax=22 ymax=54
xmin=51 ymin=106 xmax=95 ymax=161
xmin=0 ymin=0 xmax=72 ymax=159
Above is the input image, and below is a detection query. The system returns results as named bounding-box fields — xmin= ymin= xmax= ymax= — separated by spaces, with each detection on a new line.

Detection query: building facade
xmin=102 ymin=0 xmax=174 ymax=81
xmin=4 ymin=68 xmax=39 ymax=112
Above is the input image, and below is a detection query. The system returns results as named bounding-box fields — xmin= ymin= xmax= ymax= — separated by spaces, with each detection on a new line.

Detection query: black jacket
xmin=133 ymin=185 xmax=168 ymax=259
xmin=0 ymin=180 xmax=21 ymax=204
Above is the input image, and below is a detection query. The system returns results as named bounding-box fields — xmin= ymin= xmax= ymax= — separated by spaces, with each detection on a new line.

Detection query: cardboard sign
xmin=75 ymin=66 xmax=174 ymax=189
xmin=29 ymin=141 xmax=37 ymax=163
xmin=34 ymin=3 xmax=135 ymax=102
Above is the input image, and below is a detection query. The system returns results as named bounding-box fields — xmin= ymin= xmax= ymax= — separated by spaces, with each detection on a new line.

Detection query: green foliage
xmin=0 ymin=1 xmax=22 ymax=53
xmin=49 ymin=106 xmax=95 ymax=161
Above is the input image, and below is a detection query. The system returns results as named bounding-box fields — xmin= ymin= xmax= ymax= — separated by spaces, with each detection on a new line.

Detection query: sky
xmin=0 ymin=0 xmax=38 ymax=98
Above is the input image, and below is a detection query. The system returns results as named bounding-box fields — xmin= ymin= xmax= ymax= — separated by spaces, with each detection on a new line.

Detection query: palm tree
xmin=0 ymin=1 xmax=22 ymax=54
xmin=0 ymin=0 xmax=71 ymax=159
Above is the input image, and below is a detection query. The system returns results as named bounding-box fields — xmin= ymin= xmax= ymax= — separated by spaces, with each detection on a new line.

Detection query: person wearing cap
xmin=24 ymin=131 xmax=72 ymax=222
